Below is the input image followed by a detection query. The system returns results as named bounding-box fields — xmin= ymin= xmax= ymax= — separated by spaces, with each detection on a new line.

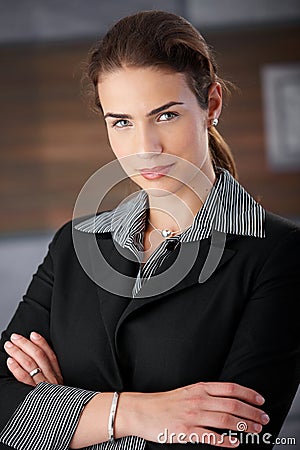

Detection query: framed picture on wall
xmin=262 ymin=63 xmax=300 ymax=171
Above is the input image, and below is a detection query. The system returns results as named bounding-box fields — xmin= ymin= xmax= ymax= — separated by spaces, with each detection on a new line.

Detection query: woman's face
xmin=97 ymin=66 xmax=221 ymax=198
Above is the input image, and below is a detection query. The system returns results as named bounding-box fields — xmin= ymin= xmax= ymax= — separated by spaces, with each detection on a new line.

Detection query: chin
xmin=135 ymin=176 xmax=187 ymax=198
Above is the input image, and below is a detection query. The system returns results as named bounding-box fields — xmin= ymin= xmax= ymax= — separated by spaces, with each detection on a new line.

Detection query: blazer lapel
xmin=93 ymin=235 xmax=140 ymax=387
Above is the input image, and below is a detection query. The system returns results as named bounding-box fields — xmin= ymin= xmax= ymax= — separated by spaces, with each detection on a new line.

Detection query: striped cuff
xmin=0 ymin=381 xmax=98 ymax=450
xmin=86 ymin=435 xmax=146 ymax=450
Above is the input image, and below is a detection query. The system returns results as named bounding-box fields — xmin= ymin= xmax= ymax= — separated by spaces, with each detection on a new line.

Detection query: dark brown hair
xmin=85 ymin=10 xmax=237 ymax=178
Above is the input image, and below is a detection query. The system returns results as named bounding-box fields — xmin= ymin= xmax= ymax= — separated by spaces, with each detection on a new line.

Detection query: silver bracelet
xmin=108 ymin=391 xmax=120 ymax=441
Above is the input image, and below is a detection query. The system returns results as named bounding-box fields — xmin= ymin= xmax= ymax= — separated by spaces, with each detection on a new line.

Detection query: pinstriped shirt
xmin=0 ymin=167 xmax=266 ymax=450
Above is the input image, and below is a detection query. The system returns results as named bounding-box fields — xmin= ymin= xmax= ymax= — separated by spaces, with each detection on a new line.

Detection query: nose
xmin=136 ymin=125 xmax=163 ymax=160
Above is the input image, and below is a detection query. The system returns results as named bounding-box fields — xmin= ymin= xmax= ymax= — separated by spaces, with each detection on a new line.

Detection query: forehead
xmin=97 ymin=66 xmax=194 ymax=111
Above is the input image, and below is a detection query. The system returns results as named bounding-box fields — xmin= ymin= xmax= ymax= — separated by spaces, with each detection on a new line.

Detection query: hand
xmin=117 ymin=381 xmax=270 ymax=447
xmin=4 ymin=332 xmax=63 ymax=386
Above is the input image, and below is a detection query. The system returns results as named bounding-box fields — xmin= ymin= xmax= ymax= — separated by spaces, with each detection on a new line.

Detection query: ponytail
xmin=208 ymin=127 xmax=237 ymax=179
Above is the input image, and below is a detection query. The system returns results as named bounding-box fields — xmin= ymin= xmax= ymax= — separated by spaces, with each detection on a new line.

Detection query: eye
xmin=158 ymin=111 xmax=179 ymax=122
xmin=111 ymin=119 xmax=131 ymax=128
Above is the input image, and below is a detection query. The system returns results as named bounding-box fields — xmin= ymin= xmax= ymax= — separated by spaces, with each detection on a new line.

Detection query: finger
xmin=196 ymin=409 xmax=263 ymax=435
xmin=28 ymin=367 xmax=47 ymax=385
xmin=200 ymin=381 xmax=265 ymax=406
xmin=5 ymin=337 xmax=58 ymax=384
xmin=6 ymin=357 xmax=35 ymax=386
xmin=30 ymin=332 xmax=63 ymax=383
xmin=4 ymin=340 xmax=45 ymax=383
xmin=201 ymin=396 xmax=268 ymax=427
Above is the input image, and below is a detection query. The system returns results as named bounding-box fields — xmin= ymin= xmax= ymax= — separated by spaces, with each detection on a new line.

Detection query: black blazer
xmin=0 ymin=210 xmax=299 ymax=449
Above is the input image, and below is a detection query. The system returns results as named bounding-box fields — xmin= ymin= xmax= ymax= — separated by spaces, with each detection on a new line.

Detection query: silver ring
xmin=29 ymin=367 xmax=41 ymax=377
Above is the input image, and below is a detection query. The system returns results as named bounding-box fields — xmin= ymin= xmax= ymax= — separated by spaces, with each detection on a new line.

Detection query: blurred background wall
xmin=0 ymin=0 xmax=299 ymax=442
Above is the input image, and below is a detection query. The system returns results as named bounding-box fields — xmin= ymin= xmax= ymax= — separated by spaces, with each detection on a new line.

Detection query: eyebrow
xmin=103 ymin=101 xmax=184 ymax=120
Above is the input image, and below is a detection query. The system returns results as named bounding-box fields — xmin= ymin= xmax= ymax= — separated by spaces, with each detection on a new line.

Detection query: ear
xmin=207 ymin=82 xmax=222 ymax=127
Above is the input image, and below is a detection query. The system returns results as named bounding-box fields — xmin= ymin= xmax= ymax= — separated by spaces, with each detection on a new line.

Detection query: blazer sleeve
xmin=0 ymin=222 xmax=98 ymax=450
xmin=217 ymin=227 xmax=300 ymax=449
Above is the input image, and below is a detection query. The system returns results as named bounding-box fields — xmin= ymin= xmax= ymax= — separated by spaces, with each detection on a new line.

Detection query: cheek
xmin=173 ymin=120 xmax=206 ymax=154
xmin=107 ymin=132 xmax=130 ymax=158
xmin=107 ymin=132 xmax=140 ymax=176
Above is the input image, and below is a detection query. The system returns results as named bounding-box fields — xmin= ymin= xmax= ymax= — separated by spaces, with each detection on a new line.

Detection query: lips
xmin=138 ymin=163 xmax=175 ymax=180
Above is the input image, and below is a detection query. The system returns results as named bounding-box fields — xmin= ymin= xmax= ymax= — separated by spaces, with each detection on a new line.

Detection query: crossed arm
xmin=3 ymin=331 xmax=269 ymax=448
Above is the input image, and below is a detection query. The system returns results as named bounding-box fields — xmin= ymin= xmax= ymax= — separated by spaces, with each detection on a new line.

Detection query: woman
xmin=0 ymin=10 xmax=299 ymax=450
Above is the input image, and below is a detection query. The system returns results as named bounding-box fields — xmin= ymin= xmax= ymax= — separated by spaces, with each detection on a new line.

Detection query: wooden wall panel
xmin=0 ymin=24 xmax=299 ymax=233
xmin=0 ymin=43 xmax=114 ymax=233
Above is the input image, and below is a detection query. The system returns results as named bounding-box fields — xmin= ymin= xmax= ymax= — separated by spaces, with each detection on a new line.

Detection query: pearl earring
xmin=212 ymin=118 xmax=219 ymax=126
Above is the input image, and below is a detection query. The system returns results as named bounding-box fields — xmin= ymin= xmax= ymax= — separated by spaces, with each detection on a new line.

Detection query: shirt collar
xmin=74 ymin=167 xmax=266 ymax=244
